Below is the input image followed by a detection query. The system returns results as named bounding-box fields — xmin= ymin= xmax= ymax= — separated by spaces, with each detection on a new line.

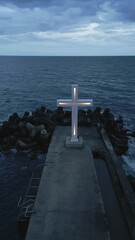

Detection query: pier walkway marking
xmin=25 ymin=126 xmax=109 ymax=240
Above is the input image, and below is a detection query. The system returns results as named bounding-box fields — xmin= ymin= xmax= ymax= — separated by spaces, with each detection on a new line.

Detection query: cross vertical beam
xmin=72 ymin=84 xmax=78 ymax=142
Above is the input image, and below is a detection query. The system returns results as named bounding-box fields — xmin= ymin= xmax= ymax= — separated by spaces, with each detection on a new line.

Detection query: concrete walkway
xmin=25 ymin=126 xmax=109 ymax=240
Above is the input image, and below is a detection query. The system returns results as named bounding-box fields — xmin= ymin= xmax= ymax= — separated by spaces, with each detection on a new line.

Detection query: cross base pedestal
xmin=65 ymin=136 xmax=84 ymax=149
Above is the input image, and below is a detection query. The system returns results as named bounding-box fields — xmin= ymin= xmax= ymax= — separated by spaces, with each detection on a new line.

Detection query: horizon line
xmin=0 ymin=55 xmax=135 ymax=57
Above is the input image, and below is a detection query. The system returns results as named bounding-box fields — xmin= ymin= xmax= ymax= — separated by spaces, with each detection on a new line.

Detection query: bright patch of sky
xmin=0 ymin=0 xmax=135 ymax=55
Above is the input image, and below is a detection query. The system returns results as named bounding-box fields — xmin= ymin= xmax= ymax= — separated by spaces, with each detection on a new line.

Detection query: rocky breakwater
xmin=0 ymin=107 xmax=56 ymax=158
xmin=87 ymin=107 xmax=129 ymax=155
xmin=100 ymin=107 xmax=129 ymax=156
xmin=0 ymin=106 xmax=132 ymax=157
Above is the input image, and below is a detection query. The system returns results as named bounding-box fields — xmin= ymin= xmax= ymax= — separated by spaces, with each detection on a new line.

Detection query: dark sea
xmin=0 ymin=56 xmax=135 ymax=240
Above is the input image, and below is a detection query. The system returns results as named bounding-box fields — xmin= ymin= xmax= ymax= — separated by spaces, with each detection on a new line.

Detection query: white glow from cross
xmin=57 ymin=84 xmax=93 ymax=142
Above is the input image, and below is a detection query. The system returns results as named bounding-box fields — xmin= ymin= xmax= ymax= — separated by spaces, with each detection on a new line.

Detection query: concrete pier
xmin=25 ymin=126 xmax=109 ymax=240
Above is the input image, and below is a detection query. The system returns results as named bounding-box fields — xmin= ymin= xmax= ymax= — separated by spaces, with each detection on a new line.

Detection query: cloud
xmin=0 ymin=1 xmax=124 ymax=35
xmin=113 ymin=0 xmax=135 ymax=21
xmin=0 ymin=0 xmax=135 ymax=22
xmin=0 ymin=0 xmax=135 ymax=55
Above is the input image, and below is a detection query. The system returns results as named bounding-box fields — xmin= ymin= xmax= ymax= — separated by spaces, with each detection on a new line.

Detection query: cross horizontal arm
xmin=77 ymin=99 xmax=93 ymax=107
xmin=57 ymin=99 xmax=73 ymax=107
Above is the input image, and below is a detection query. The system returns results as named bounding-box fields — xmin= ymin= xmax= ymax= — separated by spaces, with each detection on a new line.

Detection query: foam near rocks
xmin=123 ymin=137 xmax=135 ymax=176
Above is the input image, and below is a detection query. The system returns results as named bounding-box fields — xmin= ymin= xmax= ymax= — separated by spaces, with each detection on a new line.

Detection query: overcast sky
xmin=0 ymin=0 xmax=135 ymax=56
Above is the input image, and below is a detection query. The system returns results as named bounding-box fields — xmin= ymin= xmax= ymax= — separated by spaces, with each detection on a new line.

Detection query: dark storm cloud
xmin=0 ymin=0 xmax=135 ymax=22
xmin=0 ymin=0 xmax=50 ymax=8
xmin=0 ymin=0 xmax=103 ymax=15
xmin=114 ymin=0 xmax=135 ymax=21
xmin=0 ymin=0 xmax=132 ymax=20
xmin=0 ymin=0 xmax=95 ymax=8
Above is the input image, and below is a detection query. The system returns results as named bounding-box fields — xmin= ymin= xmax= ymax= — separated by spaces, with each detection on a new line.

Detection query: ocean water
xmin=0 ymin=56 xmax=135 ymax=239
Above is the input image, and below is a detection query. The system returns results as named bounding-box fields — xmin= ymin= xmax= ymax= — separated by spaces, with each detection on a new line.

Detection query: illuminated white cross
xmin=57 ymin=84 xmax=93 ymax=142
